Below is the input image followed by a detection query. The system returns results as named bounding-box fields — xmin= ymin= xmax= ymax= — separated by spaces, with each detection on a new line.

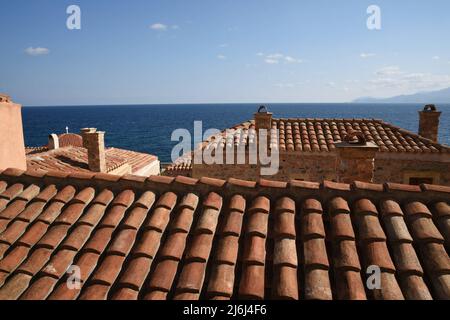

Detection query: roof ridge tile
xmin=323 ymin=181 xmax=351 ymax=191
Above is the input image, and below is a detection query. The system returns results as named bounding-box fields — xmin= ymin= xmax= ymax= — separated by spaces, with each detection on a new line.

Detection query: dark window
xmin=409 ymin=177 xmax=433 ymax=185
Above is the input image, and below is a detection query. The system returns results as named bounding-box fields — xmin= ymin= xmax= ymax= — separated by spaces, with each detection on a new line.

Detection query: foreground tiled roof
xmin=0 ymin=168 xmax=448 ymax=300
xmin=203 ymin=118 xmax=450 ymax=153
xmin=26 ymin=147 xmax=157 ymax=175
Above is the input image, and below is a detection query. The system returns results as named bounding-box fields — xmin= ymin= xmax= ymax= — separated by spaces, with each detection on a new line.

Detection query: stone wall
xmin=192 ymin=152 xmax=336 ymax=181
xmin=192 ymin=151 xmax=450 ymax=186
xmin=374 ymin=158 xmax=450 ymax=186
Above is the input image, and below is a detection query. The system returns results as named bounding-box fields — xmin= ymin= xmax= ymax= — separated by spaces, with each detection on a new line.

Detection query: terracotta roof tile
xmin=363 ymin=241 xmax=396 ymax=272
xmin=20 ymin=276 xmax=58 ymax=300
xmin=404 ymin=201 xmax=433 ymax=218
xmin=83 ymin=227 xmax=115 ymax=254
xmin=118 ymin=256 xmax=152 ymax=291
xmin=371 ymin=273 xmax=404 ymax=300
xmin=220 ymin=210 xmax=244 ymax=236
xmin=89 ymin=254 xmax=126 ymax=286
xmin=332 ymin=240 xmax=361 ymax=271
xmin=16 ymin=221 xmax=49 ymax=248
xmin=18 ymin=247 xmax=53 ymax=276
xmin=27 ymin=146 xmax=158 ymax=176
xmin=304 ymin=268 xmax=332 ymax=300
xmin=215 ymin=235 xmax=239 ymax=265
xmin=391 ymin=242 xmax=423 ymax=275
xmin=329 ymin=197 xmax=351 ymax=214
xmin=334 ymin=270 xmax=367 ymax=300
xmin=238 ymin=264 xmax=265 ymax=299
xmin=0 ymin=170 xmax=449 ymax=300
xmin=147 ymin=259 xmax=179 ymax=292
xmin=40 ymin=249 xmax=77 ymax=279
xmin=399 ymin=275 xmax=432 ymax=300
xmin=79 ymin=284 xmax=110 ymax=300
xmin=108 ymin=229 xmax=138 ymax=256
xmin=132 ymin=229 xmax=161 ymax=259
xmin=330 ymin=213 xmax=355 ymax=240
xmin=190 ymin=118 xmax=450 ymax=162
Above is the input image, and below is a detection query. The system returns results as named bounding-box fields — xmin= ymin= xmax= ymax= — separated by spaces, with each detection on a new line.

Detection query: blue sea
xmin=22 ymin=103 xmax=450 ymax=163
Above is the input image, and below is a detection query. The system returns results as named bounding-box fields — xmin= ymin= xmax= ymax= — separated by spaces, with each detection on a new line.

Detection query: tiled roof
xmin=203 ymin=119 xmax=450 ymax=153
xmin=56 ymin=134 xmax=83 ymax=148
xmin=164 ymin=153 xmax=193 ymax=177
xmin=0 ymin=168 xmax=449 ymax=300
xmin=26 ymin=147 xmax=157 ymax=175
xmin=106 ymin=148 xmax=158 ymax=173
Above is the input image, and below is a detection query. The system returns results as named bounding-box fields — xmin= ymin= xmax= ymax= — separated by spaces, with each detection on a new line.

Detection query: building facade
xmin=168 ymin=105 xmax=450 ymax=186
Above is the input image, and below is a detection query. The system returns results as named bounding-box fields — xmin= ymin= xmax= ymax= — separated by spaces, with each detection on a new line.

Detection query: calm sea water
xmin=22 ymin=103 xmax=450 ymax=163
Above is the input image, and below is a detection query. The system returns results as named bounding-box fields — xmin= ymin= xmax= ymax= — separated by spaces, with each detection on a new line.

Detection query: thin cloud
xmin=219 ymin=43 xmax=229 ymax=48
xmin=265 ymin=58 xmax=279 ymax=64
xmin=432 ymin=56 xmax=440 ymax=60
xmin=25 ymin=47 xmax=50 ymax=56
xmin=267 ymin=53 xmax=284 ymax=59
xmin=375 ymin=66 xmax=402 ymax=76
xmin=369 ymin=66 xmax=450 ymax=91
xmin=217 ymin=54 xmax=227 ymax=60
xmin=150 ymin=23 xmax=168 ymax=31
xmin=261 ymin=53 xmax=302 ymax=64
xmin=284 ymin=56 xmax=303 ymax=63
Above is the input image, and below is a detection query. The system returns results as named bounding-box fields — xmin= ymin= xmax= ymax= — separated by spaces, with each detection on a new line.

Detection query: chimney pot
xmin=418 ymin=105 xmax=441 ymax=142
xmin=254 ymin=105 xmax=273 ymax=131
xmin=81 ymin=128 xmax=97 ymax=148
xmin=334 ymin=130 xmax=379 ymax=183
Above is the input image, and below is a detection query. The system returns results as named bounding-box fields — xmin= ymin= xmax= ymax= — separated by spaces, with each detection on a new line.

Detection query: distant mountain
xmin=353 ymin=87 xmax=450 ymax=103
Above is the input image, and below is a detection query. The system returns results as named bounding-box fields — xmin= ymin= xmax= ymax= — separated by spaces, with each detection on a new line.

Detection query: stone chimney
xmin=48 ymin=134 xmax=60 ymax=150
xmin=0 ymin=94 xmax=27 ymax=171
xmin=334 ymin=130 xmax=379 ymax=183
xmin=81 ymin=128 xmax=96 ymax=148
xmin=418 ymin=104 xmax=441 ymax=142
xmin=81 ymin=128 xmax=106 ymax=173
xmin=254 ymin=106 xmax=273 ymax=131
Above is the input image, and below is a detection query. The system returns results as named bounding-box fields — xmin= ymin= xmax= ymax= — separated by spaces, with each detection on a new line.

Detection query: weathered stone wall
xmin=192 ymin=151 xmax=450 ymax=186
xmin=192 ymin=152 xmax=336 ymax=181
xmin=275 ymin=153 xmax=336 ymax=181
xmin=374 ymin=158 xmax=450 ymax=185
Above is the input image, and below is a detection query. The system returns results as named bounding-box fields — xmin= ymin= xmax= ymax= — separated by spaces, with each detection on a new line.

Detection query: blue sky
xmin=1 ymin=0 xmax=449 ymax=106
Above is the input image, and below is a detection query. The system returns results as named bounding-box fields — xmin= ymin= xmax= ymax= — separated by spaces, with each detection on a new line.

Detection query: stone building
xmin=0 ymin=96 xmax=160 ymax=177
xmin=26 ymin=129 xmax=160 ymax=177
xmin=166 ymin=105 xmax=450 ymax=186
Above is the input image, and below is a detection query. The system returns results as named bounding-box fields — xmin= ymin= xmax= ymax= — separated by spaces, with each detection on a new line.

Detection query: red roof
xmin=56 ymin=134 xmax=83 ymax=148
xmin=204 ymin=118 xmax=450 ymax=153
xmin=26 ymin=147 xmax=157 ymax=175
xmin=0 ymin=168 xmax=448 ymax=300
